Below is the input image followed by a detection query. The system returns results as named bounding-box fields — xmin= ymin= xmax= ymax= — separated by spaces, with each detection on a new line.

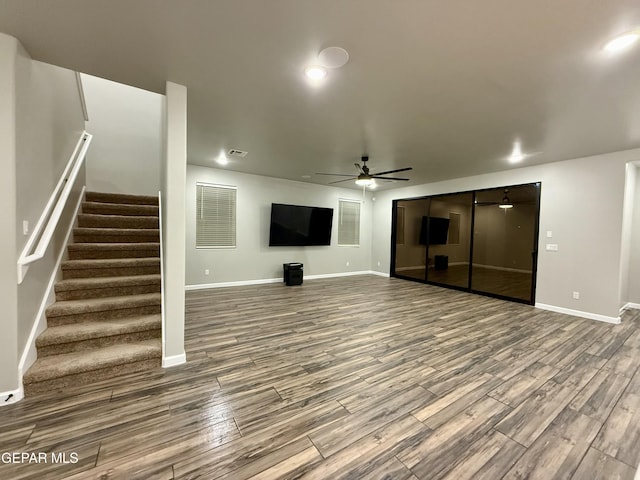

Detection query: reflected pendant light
xmin=499 ymin=191 xmax=514 ymax=209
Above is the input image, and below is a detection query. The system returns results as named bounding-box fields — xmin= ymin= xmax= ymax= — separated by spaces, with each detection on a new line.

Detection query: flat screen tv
xmin=269 ymin=203 xmax=333 ymax=246
xmin=419 ymin=216 xmax=450 ymax=245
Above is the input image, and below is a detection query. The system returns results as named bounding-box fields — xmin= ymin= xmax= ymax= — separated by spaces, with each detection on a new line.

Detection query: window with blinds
xmin=337 ymin=199 xmax=361 ymax=246
xmin=196 ymin=183 xmax=237 ymax=248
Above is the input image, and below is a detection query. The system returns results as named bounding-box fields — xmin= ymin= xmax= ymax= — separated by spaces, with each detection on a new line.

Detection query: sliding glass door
xmin=471 ymin=184 xmax=539 ymax=302
xmin=391 ymin=183 xmax=540 ymax=304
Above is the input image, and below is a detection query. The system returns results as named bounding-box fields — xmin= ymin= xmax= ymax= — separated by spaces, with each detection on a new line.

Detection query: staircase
xmin=23 ymin=191 xmax=162 ymax=395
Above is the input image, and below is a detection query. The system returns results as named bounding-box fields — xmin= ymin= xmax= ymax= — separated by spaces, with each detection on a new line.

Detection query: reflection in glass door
xmin=471 ymin=184 xmax=539 ymax=302
xmin=424 ymin=193 xmax=474 ymax=289
xmin=393 ymin=199 xmax=429 ymax=281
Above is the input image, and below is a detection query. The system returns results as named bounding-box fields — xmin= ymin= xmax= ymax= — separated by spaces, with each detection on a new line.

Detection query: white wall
xmin=627 ymin=164 xmax=640 ymax=306
xmin=0 ymin=33 xmax=20 ymax=397
xmin=372 ymin=149 xmax=640 ymax=320
xmin=82 ymin=73 xmax=163 ymax=195
xmin=186 ymin=166 xmax=373 ymax=286
xmin=0 ymin=33 xmax=85 ymax=399
xmin=16 ymin=55 xmax=86 ymax=354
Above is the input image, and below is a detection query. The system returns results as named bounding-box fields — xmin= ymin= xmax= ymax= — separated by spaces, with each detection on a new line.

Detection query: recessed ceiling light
xmin=509 ymin=141 xmax=525 ymax=163
xmin=304 ymin=65 xmax=328 ymax=80
xmin=216 ymin=153 xmax=229 ymax=166
xmin=318 ymin=47 xmax=350 ymax=69
xmin=604 ymin=31 xmax=640 ymax=53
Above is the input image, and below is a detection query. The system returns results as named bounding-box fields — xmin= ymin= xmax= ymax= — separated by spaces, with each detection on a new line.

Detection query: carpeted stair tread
xmin=36 ymin=315 xmax=161 ymax=347
xmin=82 ymin=201 xmax=159 ymax=217
xmin=67 ymin=242 xmax=160 ymax=260
xmin=46 ymin=293 xmax=161 ymax=318
xmin=23 ymin=340 xmax=161 ymax=385
xmin=74 ymin=227 xmax=160 ymax=236
xmin=62 ymin=257 xmax=159 ymax=270
xmin=55 ymin=274 xmax=161 ymax=292
xmin=78 ymin=214 xmax=159 ymax=229
xmin=85 ymin=191 xmax=159 ymax=205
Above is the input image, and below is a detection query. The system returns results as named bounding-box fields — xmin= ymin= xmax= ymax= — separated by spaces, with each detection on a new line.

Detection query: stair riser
xmin=24 ymin=358 xmax=161 ymax=395
xmin=78 ymin=215 xmax=159 ymax=229
xmin=56 ymin=284 xmax=161 ymax=301
xmin=74 ymin=233 xmax=160 ymax=243
xmin=47 ymin=305 xmax=161 ymax=326
xmin=37 ymin=329 xmax=161 ymax=357
xmin=82 ymin=203 xmax=159 ymax=216
xmin=68 ymin=247 xmax=160 ymax=260
xmin=62 ymin=265 xmax=160 ymax=279
xmin=85 ymin=192 xmax=158 ymax=206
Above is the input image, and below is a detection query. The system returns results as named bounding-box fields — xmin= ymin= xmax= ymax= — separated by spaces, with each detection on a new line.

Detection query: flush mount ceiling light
xmin=604 ymin=30 xmax=640 ymax=53
xmin=304 ymin=65 xmax=328 ymax=80
xmin=318 ymin=46 xmax=350 ymax=69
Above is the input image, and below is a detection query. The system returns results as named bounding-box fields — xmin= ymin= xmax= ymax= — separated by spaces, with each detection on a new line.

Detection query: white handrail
xmin=17 ymin=131 xmax=93 ymax=284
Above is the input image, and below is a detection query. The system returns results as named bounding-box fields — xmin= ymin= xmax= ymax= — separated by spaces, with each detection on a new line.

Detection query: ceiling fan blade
xmin=475 ymin=202 xmax=498 ymax=206
xmin=316 ymin=173 xmax=356 ymax=177
xmin=372 ymin=167 xmax=413 ymax=176
xmin=328 ymin=177 xmax=357 ymax=184
xmin=354 ymin=163 xmax=363 ymax=173
xmin=371 ymin=176 xmax=410 ymax=181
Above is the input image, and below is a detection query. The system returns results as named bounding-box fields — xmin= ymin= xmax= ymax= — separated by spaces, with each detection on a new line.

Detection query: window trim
xmin=195 ymin=182 xmax=237 ymax=249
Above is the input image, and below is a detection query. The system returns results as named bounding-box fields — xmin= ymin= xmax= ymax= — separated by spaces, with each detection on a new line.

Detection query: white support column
xmin=162 ymin=81 xmax=187 ymax=367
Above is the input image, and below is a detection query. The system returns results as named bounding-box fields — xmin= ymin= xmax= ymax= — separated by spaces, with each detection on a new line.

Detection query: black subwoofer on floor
xmin=435 ymin=255 xmax=449 ymax=270
xmin=283 ymin=263 xmax=303 ymax=286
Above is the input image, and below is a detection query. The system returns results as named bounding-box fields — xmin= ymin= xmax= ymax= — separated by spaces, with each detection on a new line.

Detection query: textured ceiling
xmin=1 ymin=0 xmax=640 ymax=190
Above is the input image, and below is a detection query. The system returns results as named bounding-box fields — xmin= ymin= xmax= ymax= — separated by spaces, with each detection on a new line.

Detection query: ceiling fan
xmin=475 ymin=188 xmax=535 ymax=209
xmin=316 ymin=156 xmax=412 ymax=187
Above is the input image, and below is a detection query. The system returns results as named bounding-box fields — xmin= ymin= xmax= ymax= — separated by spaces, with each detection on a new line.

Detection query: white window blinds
xmin=338 ymin=200 xmax=360 ymax=246
xmin=196 ymin=183 xmax=237 ymax=247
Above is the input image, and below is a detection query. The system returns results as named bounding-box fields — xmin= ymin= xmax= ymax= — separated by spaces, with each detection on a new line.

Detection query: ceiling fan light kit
xmin=316 ymin=155 xmax=413 ymax=188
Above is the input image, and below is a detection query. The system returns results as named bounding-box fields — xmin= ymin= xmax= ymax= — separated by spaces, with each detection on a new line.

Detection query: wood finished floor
xmin=1 ymin=275 xmax=640 ymax=479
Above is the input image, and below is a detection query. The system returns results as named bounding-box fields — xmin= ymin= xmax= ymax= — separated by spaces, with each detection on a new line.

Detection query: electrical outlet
xmin=205 ymin=269 xmax=210 ymax=275
xmin=546 ymin=230 xmax=553 ymax=238
xmin=377 ymin=261 xmax=381 ymax=267
xmin=572 ymin=291 xmax=580 ymax=300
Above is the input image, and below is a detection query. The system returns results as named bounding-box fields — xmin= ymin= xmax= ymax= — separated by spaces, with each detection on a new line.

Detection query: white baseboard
xmin=18 ymin=186 xmax=86 ymax=394
xmin=621 ymin=302 xmax=640 ymax=312
xmin=185 ymin=270 xmax=389 ymax=290
xmin=163 ymin=352 xmax=186 ymax=368
xmin=0 ymin=385 xmax=24 ymax=407
xmin=186 ymin=277 xmax=281 ymax=290
xmin=305 ymin=270 xmax=372 ymax=280
xmin=535 ymin=303 xmax=621 ymax=324
xmin=369 ymin=270 xmax=390 ymax=278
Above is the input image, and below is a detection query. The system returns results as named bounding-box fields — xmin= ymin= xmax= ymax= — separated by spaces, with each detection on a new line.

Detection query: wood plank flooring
xmin=1 ymin=275 xmax=639 ymax=479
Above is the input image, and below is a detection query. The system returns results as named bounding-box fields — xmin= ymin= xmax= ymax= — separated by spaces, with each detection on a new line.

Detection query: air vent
xmin=227 ymin=149 xmax=248 ymax=157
